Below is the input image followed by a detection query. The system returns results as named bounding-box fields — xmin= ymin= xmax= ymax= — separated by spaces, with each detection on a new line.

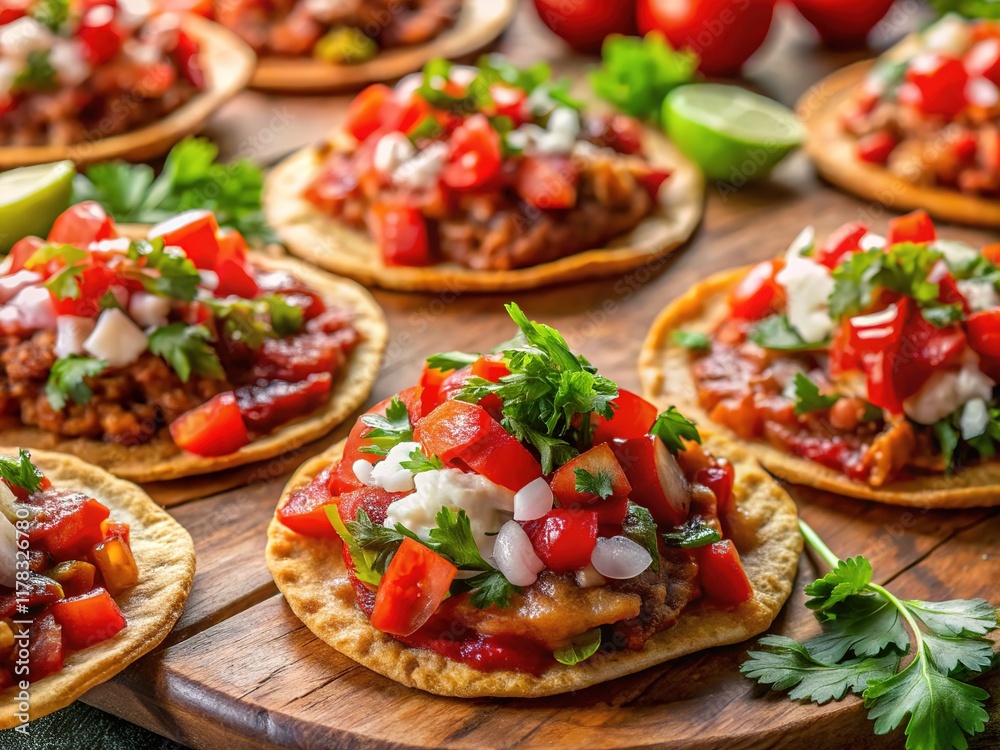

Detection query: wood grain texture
xmin=78 ymin=4 xmax=1000 ymax=749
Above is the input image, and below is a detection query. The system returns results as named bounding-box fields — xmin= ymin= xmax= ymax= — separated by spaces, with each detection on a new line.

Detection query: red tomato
xmin=863 ymin=349 xmax=903 ymax=414
xmin=816 ymin=221 xmax=868 ymax=269
xmin=441 ymin=115 xmax=502 ymax=190
xmin=789 ymin=0 xmax=893 ymax=48
xmin=967 ymin=309 xmax=1000 ymax=358
xmin=217 ymin=229 xmax=248 ymax=262
xmin=899 ymin=54 xmax=969 ymax=118
xmin=148 ymin=209 xmax=220 ymax=269
xmin=847 ymin=298 xmax=909 ymax=354
xmin=610 ymin=436 xmax=689 ymax=525
xmin=8 ymin=236 xmax=45 ymax=272
xmin=48 ymin=202 xmax=117 ymax=245
xmin=415 ymin=400 xmax=542 ymax=492
xmin=169 ymin=392 xmax=250 ymax=457
xmin=214 ymin=257 xmax=260 ymax=298
xmin=277 ymin=467 xmax=338 ymax=537
xmin=78 ymin=5 xmax=124 ymax=65
xmin=418 ymin=363 xmax=451 ymax=411
xmin=515 ymin=156 xmax=579 ymax=210
xmin=343 ymin=84 xmax=397 ymax=142
xmin=637 ymin=0 xmax=775 ymax=76
xmin=489 ymin=84 xmax=528 ymax=124
xmin=531 ymin=0 xmax=637 ymax=53
xmin=172 ymin=28 xmax=205 ymax=89
xmin=49 ymin=588 xmax=127 ymax=650
xmin=550 ymin=444 xmax=631 ymax=505
xmin=28 ymin=494 xmax=109 ymax=560
xmin=592 ymin=389 xmax=659 ymax=444
xmin=0 ymin=0 xmax=29 ymax=24
xmin=29 ymin=613 xmax=64 ymax=681
xmin=696 ymin=540 xmax=753 ymax=607
xmin=695 ymin=462 xmax=735 ymax=516
xmin=855 ymin=131 xmax=897 ymax=165
xmin=589 ymin=495 xmax=629 ymax=525
xmin=886 ymin=210 xmax=936 ymax=246
xmin=965 ymin=39 xmax=1000 ymax=86
xmin=52 ymin=264 xmax=118 ymax=317
xmin=369 ymin=538 xmax=457 ymax=636
xmin=470 ymin=353 xmax=510 ymax=383
xmin=522 ymin=508 xmax=599 ymax=573
xmin=729 ymin=259 xmax=785 ymax=320
xmin=100 ymin=519 xmax=130 ymax=546
xmin=368 ymin=203 xmax=431 ymax=266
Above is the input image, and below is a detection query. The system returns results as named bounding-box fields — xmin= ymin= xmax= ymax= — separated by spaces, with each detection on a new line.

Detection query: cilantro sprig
xmin=125 ymin=239 xmax=201 ymax=301
xmin=206 ymin=295 xmax=306 ymax=349
xmin=148 ymin=324 xmax=225 ymax=383
xmin=358 ymin=397 xmax=413 ymax=457
xmin=0 ymin=449 xmax=44 ymax=495
xmin=45 ymin=356 xmax=108 ymax=411
xmin=574 ymin=469 xmax=614 ymax=500
xmin=742 ymin=520 xmax=998 ymax=750
xmin=792 ymin=373 xmax=841 ymax=416
xmin=661 ymin=518 xmax=721 ymax=549
xmin=933 ymin=399 xmax=1000 ymax=472
xmin=399 ymin=449 xmax=444 ymax=474
xmin=649 ymin=406 xmax=701 ymax=454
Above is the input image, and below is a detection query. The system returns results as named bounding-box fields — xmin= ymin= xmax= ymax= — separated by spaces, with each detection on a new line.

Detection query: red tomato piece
xmin=338 ymin=485 xmax=409 ymax=528
xmin=592 ymin=389 xmax=658 ymax=444
xmin=254 ymin=333 xmax=352 ymax=383
xmin=967 ymin=309 xmax=1000 ymax=358
xmin=369 ymin=537 xmax=457 ymax=636
xmin=29 ymin=613 xmax=64 ymax=682
xmin=899 ymin=54 xmax=969 ymax=118
xmin=277 ymin=466 xmax=338 ymax=537
xmin=27 ymin=493 xmax=110 ymax=560
xmin=78 ymin=5 xmax=124 ymax=65
xmin=984 ymin=243 xmax=1000 ymax=265
xmin=217 ymin=228 xmax=249 ymax=263
xmin=172 ymin=28 xmax=205 ymax=88
xmin=729 ymin=259 xmax=785 ymax=321
xmin=90 ymin=536 xmax=139 ymax=596
xmin=863 ymin=349 xmax=903 ymax=414
xmin=47 ymin=202 xmax=117 ymax=245
xmin=588 ymin=494 xmax=629 ymax=525
xmin=636 ymin=167 xmax=672 ymax=200
xmin=695 ymin=462 xmax=736 ymax=516
xmin=886 ymin=210 xmax=936 ymax=246
xmin=148 ymin=209 xmax=220 ymax=270
xmin=435 ymin=365 xmax=503 ymax=417
xmin=470 ymin=354 xmax=510 ymax=383
xmin=52 ymin=264 xmax=118 ymax=317
xmin=343 ymin=84 xmax=397 ymax=142
xmin=214 ymin=257 xmax=260 ymax=298
xmin=489 ymin=84 xmax=528 ymax=124
xmin=0 ymin=573 xmax=63 ymax=619
xmin=696 ymin=540 xmax=753 ymax=607
xmin=169 ymin=392 xmax=250 ymax=457
xmin=815 ymin=221 xmax=868 ymax=268
xmin=531 ymin=0 xmax=636 ymax=53
xmin=415 ymin=400 xmax=542 ymax=492
xmin=550 ymin=444 xmax=631 ymax=505
xmin=522 ymin=508 xmax=599 ymax=574
xmin=966 ymin=38 xmax=1000 ymax=86
xmin=847 ymin=298 xmax=909 ymax=354
xmin=236 ymin=373 xmax=333 ymax=434
xmin=100 ymin=519 xmax=130 ymax=546
xmin=49 ymin=588 xmax=127 ymax=650
xmin=368 ymin=203 xmax=431 ymax=266
xmin=8 ymin=236 xmax=44 ymax=272
xmin=515 ymin=155 xmax=578 ymax=210
xmin=610 ymin=436 xmax=690 ymax=526
xmin=419 ymin=362 xmax=452 ymax=411
xmin=441 ymin=115 xmax=502 ymax=190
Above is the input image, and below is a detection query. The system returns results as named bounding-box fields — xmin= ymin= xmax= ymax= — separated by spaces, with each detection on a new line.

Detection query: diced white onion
xmin=960 ymin=398 xmax=990 ymax=440
xmin=492 ymin=520 xmax=545 ymax=586
xmin=199 ymin=270 xmax=220 ymax=291
xmin=591 ymin=536 xmax=653 ymax=580
xmin=0 ymin=269 xmax=41 ymax=304
xmin=1 ymin=286 xmax=56 ymax=332
xmin=513 ymin=477 xmax=553 ymax=521
xmin=859 ymin=232 xmax=885 ymax=250
xmin=966 ymin=78 xmax=999 ymax=108
xmin=575 ymin=563 xmax=607 ymax=588
xmin=0 ymin=512 xmax=16 ymax=588
xmin=776 ymin=254 xmax=835 ymax=343
xmin=128 ymin=291 xmax=171 ymax=329
xmin=957 ymin=279 xmax=1000 ymax=312
xmin=83 ymin=308 xmax=148 ymax=367
xmin=353 ymin=459 xmax=374 ymax=486
xmin=904 ymin=356 xmax=996 ymax=425
xmin=116 ymin=0 xmax=152 ymax=29
xmin=55 ymin=315 xmax=96 ymax=358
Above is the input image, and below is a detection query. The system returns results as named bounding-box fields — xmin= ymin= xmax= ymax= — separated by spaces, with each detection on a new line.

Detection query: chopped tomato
xmin=52 ymin=264 xmax=118 ymax=317
xmin=419 ymin=362 xmax=451 ymax=410
xmin=441 ymin=115 xmax=503 ymax=190
xmin=550 ymin=444 xmax=631 ymax=505
xmin=610 ymin=436 xmax=689 ymax=525
xmin=338 ymin=485 xmax=409 ymax=528
xmin=368 ymin=203 xmax=431 ymax=266
xmin=522 ymin=508 xmax=599 ymax=574
xmin=588 ymin=495 xmax=629 ymax=525
xmin=416 ymin=400 xmax=542 ymax=491
xmin=863 ymin=349 xmax=903 ymax=414
xmin=847 ymin=298 xmax=909 ymax=354
xmin=696 ymin=540 xmax=753 ymax=607
xmin=49 ymin=588 xmax=127 ymax=650
xmin=369 ymin=538 xmax=457 ymax=636
xmin=0 ymin=573 xmax=63 ymax=619
xmin=636 ymin=167 xmax=672 ymax=200
xmin=965 ymin=38 xmax=1000 ymax=85
xmin=172 ymin=29 xmax=205 ymax=89
xmin=592 ymin=389 xmax=658 ymax=444
xmin=967 ymin=309 xmax=1000 ymax=358
xmin=78 ymin=5 xmax=124 ymax=65
xmin=601 ymin=114 xmax=645 ymax=155
xmin=899 ymin=54 xmax=968 ymax=118
xmin=47 ymin=202 xmax=116 ymax=245
xmin=90 ymin=537 xmax=139 ymax=596
xmin=29 ymin=613 xmax=64 ymax=681
xmin=470 ymin=354 xmax=510 ymax=383
xmin=28 ymin=493 xmax=109 ymax=560
xmin=169 ymin=392 xmax=250 ymax=457
xmin=489 ymin=84 xmax=528 ymax=124
xmin=148 ymin=210 xmax=220 ymax=269
xmin=217 ymin=228 xmax=249 ymax=263
xmin=435 ymin=364 xmax=504 ymax=417
xmin=343 ymin=84 xmax=397 ymax=142
xmin=255 ymin=333 xmax=351 ymax=382
xmin=214 ymin=257 xmax=259 ymax=298
xmin=515 ymin=155 xmax=578 ymax=210
xmin=236 ymin=374 xmax=333 ymax=433
xmin=8 ymin=236 xmax=44 ymax=272
xmin=729 ymin=260 xmax=785 ymax=321
xmin=277 ymin=466 xmax=338 ymax=537
xmin=816 ymin=221 xmax=867 ymax=268
xmin=48 ymin=561 xmax=97 ymax=599
xmin=886 ymin=210 xmax=936 ymax=246
xmin=855 ymin=131 xmax=897 ymax=165
xmin=696 ymin=462 xmax=736 ymax=516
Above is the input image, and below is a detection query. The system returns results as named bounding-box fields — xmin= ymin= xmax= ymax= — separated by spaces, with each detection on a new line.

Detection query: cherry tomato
xmin=899 ymin=54 xmax=969 ymax=118
xmin=637 ymin=0 xmax=775 ymax=76
xmin=696 ymin=540 xmax=753 ymax=606
xmin=815 ymin=221 xmax=868 ymax=269
xmin=169 ymin=392 xmax=250 ymax=457
xmin=47 ymin=202 xmax=117 ymax=245
xmin=78 ymin=5 xmax=124 ymax=65
xmin=967 ymin=309 xmax=1000 ymax=358
xmin=531 ymin=0 xmax=637 ymax=53
xmin=369 ymin=538 xmax=457 ymax=636
xmin=343 ymin=84 xmax=397 ymax=142
xmin=515 ymin=155 xmax=578 ymax=210
xmin=550 ymin=444 xmax=631 ymax=505
xmin=148 ymin=209 xmax=220 ymax=269
xmin=886 ymin=210 xmax=936 ymax=246
xmin=441 ymin=115 xmax=502 ymax=190
xmin=592 ymin=389 xmax=659 ymax=444
xmin=855 ymin=131 xmax=897 ymax=165
xmin=729 ymin=259 xmax=785 ymax=320
xmin=522 ymin=508 xmax=599 ymax=574
xmin=368 ymin=203 xmax=431 ymax=266
xmin=789 ymin=0 xmax=894 ymax=48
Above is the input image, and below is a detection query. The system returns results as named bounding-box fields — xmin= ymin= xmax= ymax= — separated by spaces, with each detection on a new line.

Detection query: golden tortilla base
xmin=265 ymin=439 xmax=801 ymax=698
xmin=797 ymin=60 xmax=1000 ymax=227
xmin=0 ymin=15 xmax=256 ymax=169
xmin=639 ymin=267 xmax=1000 ymax=507
xmin=264 ymin=129 xmax=704 ymax=293
xmin=0 ymin=449 xmax=195 ymax=728
xmin=0 ymin=253 xmax=388 ymax=482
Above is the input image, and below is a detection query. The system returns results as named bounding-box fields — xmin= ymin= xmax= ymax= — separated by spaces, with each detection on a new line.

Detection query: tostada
xmin=264 ymin=56 xmax=703 ymax=292
xmin=0 ymin=447 xmax=194 ymax=727
xmin=267 ymin=304 xmax=800 ymax=697
xmin=0 ymin=201 xmax=386 ymax=482
xmin=641 ymin=210 xmax=1000 ymax=507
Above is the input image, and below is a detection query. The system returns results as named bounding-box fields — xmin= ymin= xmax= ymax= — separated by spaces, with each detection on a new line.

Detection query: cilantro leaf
xmin=42 ymin=262 xmax=85 ymax=300
xmin=670 ymin=330 xmax=711 ymax=350
xmin=792 ymin=373 xmax=841 ymax=416
xmin=344 ymin=507 xmax=418 ymax=574
xmin=621 ymin=501 xmax=660 ymax=572
xmin=325 ymin=506 xmax=383 ymax=586
xmin=804 ymin=555 xmax=873 ymax=613
xmin=12 ymin=50 xmax=56 ymax=94
xmin=749 ymin=315 xmax=827 ymax=351
xmin=266 ymin=294 xmax=305 ymax=336
xmin=126 ymin=239 xmax=201 ymax=301
xmin=0 ymin=449 xmax=44 ymax=495
xmin=399 ymin=449 xmax=444 ymax=474
xmin=920 ymin=633 xmax=995 ymax=676
xmin=649 ymin=406 xmax=701 ymax=454
xmin=358 ymin=397 xmax=413 ymax=457
xmin=45 ymin=357 xmax=108 ymax=411
xmin=902 ymin=599 xmax=1000 ymax=638
xmin=553 ymin=628 xmax=602 ymax=666
xmin=466 ymin=569 xmax=519 ymax=609
xmin=661 ymin=518 xmax=721 ymax=549
xmin=574 ymin=468 xmax=614 ymax=499
xmin=25 ymin=244 xmax=86 ymax=269
xmin=425 ymin=350 xmax=479 ymax=372
xmin=147 ymin=324 xmax=225 ymax=383
xmin=830 ymin=244 xmax=946 ymax=320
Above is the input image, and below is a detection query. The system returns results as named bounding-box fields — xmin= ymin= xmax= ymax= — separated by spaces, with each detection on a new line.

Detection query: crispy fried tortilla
xmin=265 ymin=439 xmax=800 ymax=698
xmin=0 ymin=449 xmax=195 ymax=728
xmin=798 ymin=60 xmax=1000 ymax=228
xmin=1 ymin=253 xmax=388 ymax=483
xmin=0 ymin=15 xmax=256 ymax=169
xmin=639 ymin=267 xmax=1000 ymax=508
xmin=264 ymin=129 xmax=704 ymax=293
xmin=250 ymin=0 xmax=516 ymax=92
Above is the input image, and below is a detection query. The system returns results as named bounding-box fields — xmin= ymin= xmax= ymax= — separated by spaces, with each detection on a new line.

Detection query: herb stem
xmin=798 ymin=518 xmax=842 ymax=571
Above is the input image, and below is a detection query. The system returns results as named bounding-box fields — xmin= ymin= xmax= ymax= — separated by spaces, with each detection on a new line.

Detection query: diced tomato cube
xmin=815 ymin=221 xmax=868 ymax=268
xmin=338 ymin=485 xmax=410 ymax=528
xmin=214 ymin=257 xmax=260 ymax=298
xmin=592 ymin=389 xmax=658 ymax=444
xmin=419 ymin=362 xmax=452 ymax=411
xmin=0 ymin=573 xmax=63 ymax=619
xmin=8 ymin=236 xmax=45 ymax=273
xmin=695 ymin=462 xmax=736 ymax=516
xmin=587 ymin=494 xmax=629 ymax=525
xmin=236 ymin=373 xmax=333 ymax=434
xmin=254 ymin=333 xmax=352 ymax=383
xmin=28 ymin=492 xmax=110 ymax=560
xmin=515 ymin=155 xmax=578 ymax=209
xmin=967 ymin=309 xmax=1000 ymax=358
xmin=368 ymin=203 xmax=431 ymax=267
xmin=29 ymin=613 xmax=64 ymax=681
xmin=610 ymin=436 xmax=689 ymax=526
xmin=470 ymin=354 xmax=509 ymax=383
xmin=78 ymin=5 xmax=124 ymax=65
xmin=855 ymin=131 xmax=897 ymax=165
xmin=886 ymin=210 xmax=936 ymax=246
xmin=965 ymin=38 xmax=1000 ymax=85
xmin=899 ymin=53 xmax=969 ymax=117
xmin=441 ymin=115 xmax=503 ymax=190
xmin=148 ymin=210 xmax=220 ymax=270
xmin=52 ymin=264 xmax=118 ymax=317
xmin=49 ymin=588 xmax=127 ymax=650
xmin=47 ymin=202 xmax=117 ymax=245
xmin=696 ymin=540 xmax=753 ymax=607
xmin=100 ymin=519 xmax=130 ymax=546
xmin=343 ymin=84 xmax=397 ymax=142
xmin=522 ymin=508 xmax=599 ymax=574
xmin=729 ymin=260 xmax=785 ymax=321
xmin=370 ymin=537 xmax=457 ymax=636
xmin=277 ymin=466 xmax=339 ymax=537
xmin=169 ymin=391 xmax=250 ymax=457
xmin=550 ymin=444 xmax=631 ymax=506
xmin=90 ymin=537 xmax=139 ymax=596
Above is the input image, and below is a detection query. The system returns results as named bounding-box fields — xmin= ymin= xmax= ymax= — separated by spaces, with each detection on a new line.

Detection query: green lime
xmin=0 ymin=161 xmax=76 ymax=252
xmin=662 ymin=84 xmax=804 ymax=183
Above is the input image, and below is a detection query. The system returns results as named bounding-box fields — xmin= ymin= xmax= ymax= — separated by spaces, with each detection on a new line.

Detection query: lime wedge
xmin=0 ymin=161 xmax=76 ymax=251
xmin=663 ymin=84 xmax=804 ymax=182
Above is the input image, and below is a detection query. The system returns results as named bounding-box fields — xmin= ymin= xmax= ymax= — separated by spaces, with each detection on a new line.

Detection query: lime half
xmin=663 ymin=84 xmax=804 ymax=183
xmin=0 ymin=161 xmax=76 ymax=252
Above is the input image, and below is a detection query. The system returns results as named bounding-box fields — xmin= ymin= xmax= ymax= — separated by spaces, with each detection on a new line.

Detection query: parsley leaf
xmin=649 ymin=406 xmax=701 ymax=454
xmin=358 ymin=397 xmax=413 ymax=456
xmin=670 ymin=330 xmax=711 ymax=350
xmin=147 ymin=324 xmax=225 ymax=383
xmin=425 ymin=350 xmax=479 ymax=372
xmin=0 ymin=449 xmax=44 ymax=495
xmin=466 ymin=570 xmax=520 ymax=609
xmin=266 ymin=294 xmax=305 ymax=336
xmin=792 ymin=373 xmax=841 ymax=416
xmin=12 ymin=51 xmax=56 ymax=95
xmin=325 ymin=506 xmax=383 ymax=586
xmin=45 ymin=356 xmax=108 ymax=411
xmin=661 ymin=518 xmax=721 ymax=549
xmin=749 ymin=315 xmax=827 ymax=351
xmin=344 ymin=507 xmax=419 ymax=575
xmin=399 ymin=449 xmax=444 ymax=474
xmin=830 ymin=243 xmax=947 ymax=321
xmin=206 ymin=296 xmax=305 ymax=349
xmin=125 ymin=239 xmax=201 ymax=301
xmin=31 ymin=0 xmax=69 ymax=31
xmin=42 ymin=262 xmax=85 ymax=300
xmin=574 ymin=468 xmax=614 ymax=500
xmin=553 ymin=628 xmax=602 ymax=666
xmin=621 ymin=501 xmax=660 ymax=573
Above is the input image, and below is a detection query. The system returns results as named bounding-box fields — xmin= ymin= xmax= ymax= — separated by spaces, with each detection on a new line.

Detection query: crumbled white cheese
xmin=932 ymin=239 xmax=980 ymax=270
xmin=507 ymin=108 xmax=581 ymax=157
xmin=776 ymin=254 xmax=835 ymax=343
xmin=83 ymin=308 xmax=148 ymax=367
xmin=49 ymin=40 xmax=90 ymax=88
xmin=352 ymin=459 xmax=374 ymax=485
xmin=0 ymin=18 xmax=53 ymax=60
xmin=957 ymin=279 xmax=1000 ymax=312
xmin=368 ymin=441 xmax=421 ymax=493
xmin=373 ymin=132 xmax=416 ymax=176
xmin=128 ymin=291 xmax=172 ymax=329
xmin=959 ymin=398 xmax=990 ymax=440
xmin=922 ymin=13 xmax=974 ymax=57
xmin=859 ymin=232 xmax=885 ymax=251
xmin=55 ymin=316 xmax=96 ymax=359
xmin=903 ymin=356 xmax=996 ymax=425
xmin=392 ymin=143 xmax=449 ymax=190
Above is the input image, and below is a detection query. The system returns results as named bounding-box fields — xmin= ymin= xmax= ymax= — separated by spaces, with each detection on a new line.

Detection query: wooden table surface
xmin=78 ymin=3 xmax=1000 ymax=749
